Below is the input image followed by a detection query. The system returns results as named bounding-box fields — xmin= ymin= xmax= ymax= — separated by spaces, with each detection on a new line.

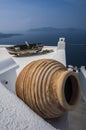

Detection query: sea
xmin=0 ymin=30 xmax=86 ymax=67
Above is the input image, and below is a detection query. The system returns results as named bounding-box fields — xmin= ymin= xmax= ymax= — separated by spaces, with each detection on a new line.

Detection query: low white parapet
xmin=0 ymin=45 xmax=14 ymax=47
xmin=0 ymin=58 xmax=18 ymax=93
xmin=80 ymin=66 xmax=86 ymax=78
xmin=0 ymin=58 xmax=18 ymax=75
xmin=77 ymin=66 xmax=86 ymax=102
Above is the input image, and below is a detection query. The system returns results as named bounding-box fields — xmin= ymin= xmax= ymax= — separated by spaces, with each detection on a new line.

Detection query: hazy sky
xmin=0 ymin=0 xmax=86 ymax=32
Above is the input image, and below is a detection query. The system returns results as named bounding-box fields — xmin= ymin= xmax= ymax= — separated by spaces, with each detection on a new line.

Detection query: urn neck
xmin=54 ymin=70 xmax=81 ymax=111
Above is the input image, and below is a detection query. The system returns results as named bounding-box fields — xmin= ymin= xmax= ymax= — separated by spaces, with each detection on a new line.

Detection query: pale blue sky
xmin=0 ymin=0 xmax=86 ymax=32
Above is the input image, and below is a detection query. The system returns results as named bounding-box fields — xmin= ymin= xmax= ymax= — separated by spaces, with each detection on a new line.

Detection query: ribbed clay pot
xmin=16 ymin=59 xmax=81 ymax=119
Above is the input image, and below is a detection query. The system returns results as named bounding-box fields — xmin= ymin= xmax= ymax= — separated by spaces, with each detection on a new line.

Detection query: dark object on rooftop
xmin=6 ymin=42 xmax=43 ymax=56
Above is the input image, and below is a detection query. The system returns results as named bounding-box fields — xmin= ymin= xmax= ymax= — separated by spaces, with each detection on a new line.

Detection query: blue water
xmin=0 ymin=30 xmax=86 ymax=67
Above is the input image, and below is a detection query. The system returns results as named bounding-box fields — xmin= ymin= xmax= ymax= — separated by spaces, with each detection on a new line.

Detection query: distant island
xmin=28 ymin=27 xmax=84 ymax=33
xmin=0 ymin=33 xmax=22 ymax=39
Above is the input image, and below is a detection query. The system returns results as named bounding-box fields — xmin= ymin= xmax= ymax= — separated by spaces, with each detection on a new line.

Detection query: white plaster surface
xmin=0 ymin=83 xmax=56 ymax=130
